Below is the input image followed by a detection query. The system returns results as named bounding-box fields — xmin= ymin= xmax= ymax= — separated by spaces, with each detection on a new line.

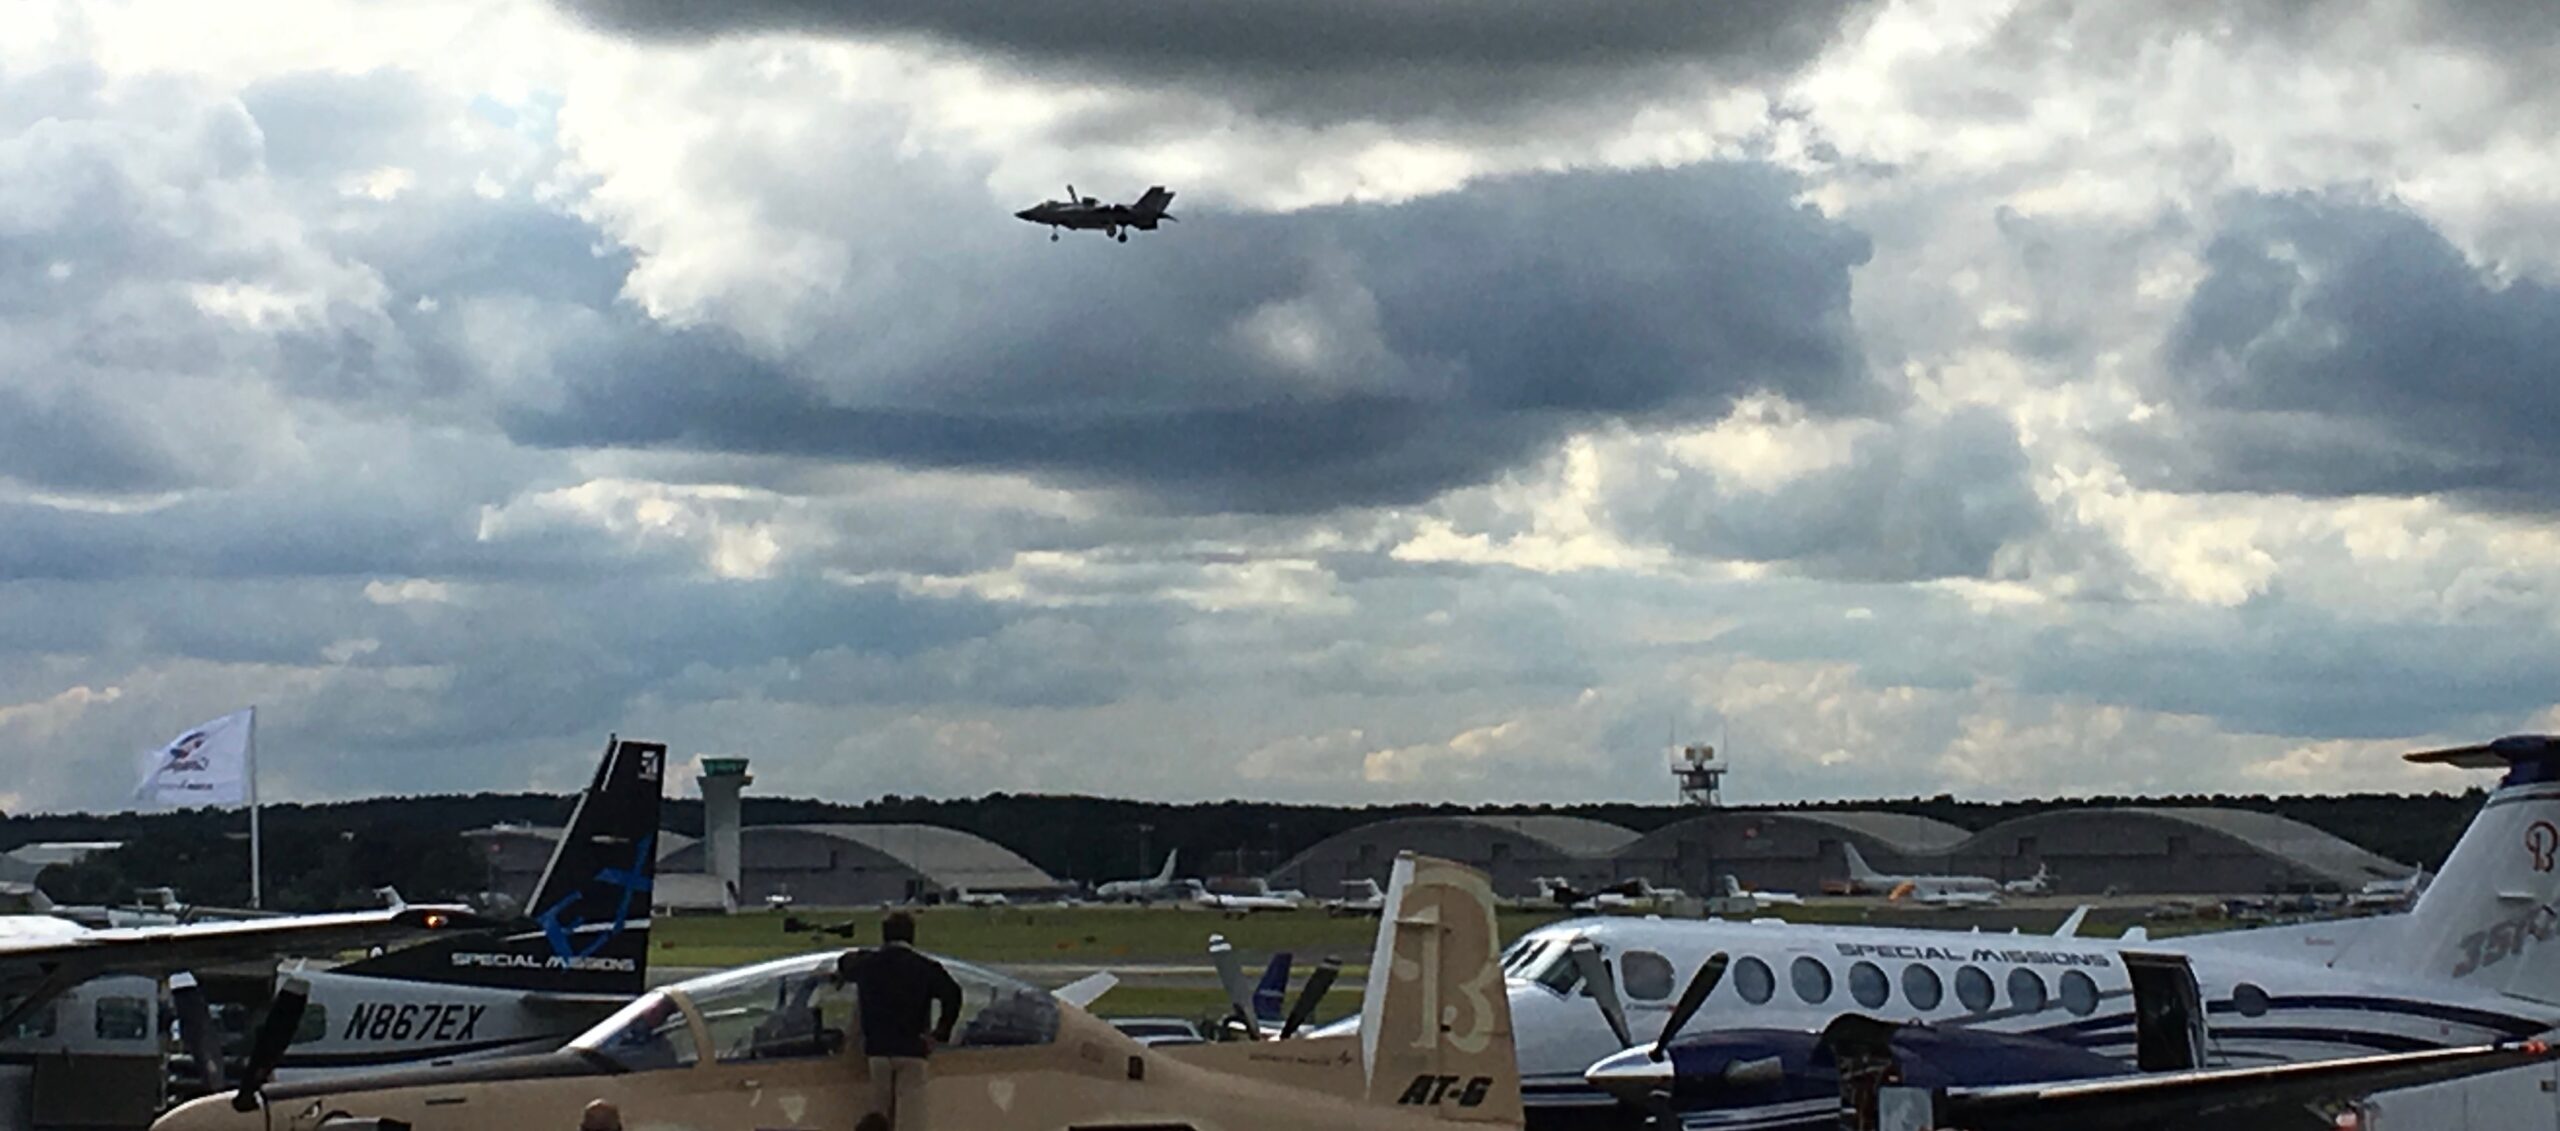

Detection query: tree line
xmin=6 ymin=787 xmax=2487 ymax=912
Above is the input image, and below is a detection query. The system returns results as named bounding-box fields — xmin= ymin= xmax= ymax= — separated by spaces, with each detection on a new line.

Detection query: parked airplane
xmin=1194 ymin=881 xmax=1304 ymax=914
xmin=1533 ymin=877 xmax=1684 ymax=912
xmin=1472 ymin=734 xmax=2560 ymax=1128
xmin=1322 ymin=878 xmax=1385 ymax=918
xmin=0 ymin=891 xmax=491 ymax=1045
xmin=1706 ymin=874 xmax=1805 ymax=915
xmin=1893 ymin=882 xmax=2004 ymax=909
xmin=1014 ymin=185 xmax=1176 ymax=243
xmin=231 ymin=735 xmax=666 ymax=1082
xmin=1840 ymin=843 xmax=2001 ymax=899
xmin=153 ymin=852 xmax=1516 ymax=1131
xmin=2004 ymin=863 xmax=2056 ymax=895
xmin=1095 ymin=850 xmax=1186 ymax=903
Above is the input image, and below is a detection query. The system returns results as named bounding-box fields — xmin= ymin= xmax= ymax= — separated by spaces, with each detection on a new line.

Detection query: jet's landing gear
xmin=1049 ymin=231 xmax=1059 ymax=242
xmin=1116 ymin=232 xmax=1128 ymax=243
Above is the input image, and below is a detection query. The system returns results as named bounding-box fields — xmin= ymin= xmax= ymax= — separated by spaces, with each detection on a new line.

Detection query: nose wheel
xmin=1050 ymin=231 xmax=1059 ymax=242
xmin=1116 ymin=232 xmax=1128 ymax=243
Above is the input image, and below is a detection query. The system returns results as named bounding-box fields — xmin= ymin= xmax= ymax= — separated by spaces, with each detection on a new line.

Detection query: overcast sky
xmin=6 ymin=0 xmax=2558 ymax=813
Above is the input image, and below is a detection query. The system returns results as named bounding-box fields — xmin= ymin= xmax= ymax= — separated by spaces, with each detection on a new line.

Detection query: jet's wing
xmin=1935 ymin=1038 xmax=2557 ymax=1131
xmin=0 ymin=905 xmax=494 ymax=1023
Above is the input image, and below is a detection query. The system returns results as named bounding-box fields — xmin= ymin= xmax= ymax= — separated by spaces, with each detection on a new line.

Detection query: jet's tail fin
xmin=1154 ymin=849 xmax=1180 ymax=884
xmin=1718 ymin=875 xmax=1745 ymax=898
xmin=2347 ymin=736 xmax=2560 ymax=1003
xmin=1253 ymin=952 xmax=1293 ymax=1025
xmin=1358 ymin=853 xmax=1520 ymax=1124
xmin=1842 ymin=842 xmax=1880 ymax=881
xmin=335 ymin=736 xmax=665 ymax=995
xmin=1134 ymin=186 xmax=1174 ymax=216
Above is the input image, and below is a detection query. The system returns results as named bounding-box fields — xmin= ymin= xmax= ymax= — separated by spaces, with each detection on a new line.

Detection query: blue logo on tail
xmin=534 ymin=835 xmax=654 ymax=960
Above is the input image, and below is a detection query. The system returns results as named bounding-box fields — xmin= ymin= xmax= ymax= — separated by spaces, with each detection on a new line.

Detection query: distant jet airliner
xmin=1015 ymin=185 xmax=1176 ymax=242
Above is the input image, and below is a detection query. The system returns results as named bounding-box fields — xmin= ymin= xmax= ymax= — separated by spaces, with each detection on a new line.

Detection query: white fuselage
xmin=266 ymin=968 xmax=625 ymax=1079
xmin=1499 ymin=913 xmax=2560 ymax=1109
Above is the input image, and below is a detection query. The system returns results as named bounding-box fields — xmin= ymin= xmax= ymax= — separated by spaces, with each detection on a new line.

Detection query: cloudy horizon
xmin=5 ymin=0 xmax=2558 ymax=815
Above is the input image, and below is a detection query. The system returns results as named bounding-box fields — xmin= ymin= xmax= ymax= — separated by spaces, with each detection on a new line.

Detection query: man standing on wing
xmin=838 ymin=912 xmax=964 ymax=1131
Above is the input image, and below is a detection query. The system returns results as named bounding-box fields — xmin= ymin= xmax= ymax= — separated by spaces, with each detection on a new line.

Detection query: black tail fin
xmin=335 ymin=737 xmax=665 ymax=995
xmin=1135 ymin=186 xmax=1174 ymax=215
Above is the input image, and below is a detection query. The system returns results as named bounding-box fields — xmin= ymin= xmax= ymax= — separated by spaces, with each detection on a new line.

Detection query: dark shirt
xmin=841 ymin=943 xmax=964 ymax=1059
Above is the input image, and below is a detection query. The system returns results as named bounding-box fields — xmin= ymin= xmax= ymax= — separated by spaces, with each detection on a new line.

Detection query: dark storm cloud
xmin=1619 ymin=407 xmax=2045 ymax=582
xmin=2016 ymin=601 xmax=2560 ymax=739
xmin=553 ymin=0 xmax=1874 ymax=123
xmin=2135 ymin=192 xmax=2560 ymax=508
xmin=511 ymin=162 xmax=1877 ymax=513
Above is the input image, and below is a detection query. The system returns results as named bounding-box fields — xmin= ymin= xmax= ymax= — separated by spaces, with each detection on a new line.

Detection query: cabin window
xmin=1620 ymin=951 xmax=1675 ymax=1002
xmin=2059 ymin=971 xmax=2100 ymax=1016
xmin=1955 ymin=966 xmax=1995 ymax=1013
xmin=94 ymin=997 xmax=149 ymax=1041
xmin=1732 ymin=957 xmax=1776 ymax=1005
xmin=2231 ymin=983 xmax=2271 ymax=1018
xmin=1848 ymin=962 xmax=1889 ymax=1009
xmin=2007 ymin=969 xmax=2048 ymax=1013
xmin=1790 ymin=957 xmax=1833 ymax=1004
xmin=1901 ymin=965 xmax=1943 ymax=1011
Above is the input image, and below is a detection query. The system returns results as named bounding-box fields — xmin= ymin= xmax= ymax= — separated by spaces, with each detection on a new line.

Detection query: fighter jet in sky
xmin=1014 ymin=185 xmax=1176 ymax=242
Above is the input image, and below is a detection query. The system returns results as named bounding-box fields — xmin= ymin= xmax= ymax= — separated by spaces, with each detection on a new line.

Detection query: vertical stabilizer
xmin=334 ymin=737 xmax=665 ymax=994
xmin=2356 ymin=736 xmax=2560 ymax=1004
xmin=1154 ymin=849 xmax=1179 ymax=884
xmin=1359 ymin=853 xmax=1520 ymax=1124
xmin=1842 ymin=842 xmax=1880 ymax=882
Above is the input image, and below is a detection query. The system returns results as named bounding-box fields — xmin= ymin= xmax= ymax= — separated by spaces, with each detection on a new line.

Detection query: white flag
xmin=132 ymin=708 xmax=254 ymax=809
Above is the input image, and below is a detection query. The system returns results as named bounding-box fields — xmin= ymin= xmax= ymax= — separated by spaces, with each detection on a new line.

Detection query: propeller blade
xmin=231 ymin=973 xmax=310 ymax=1112
xmin=1649 ymin=952 xmax=1728 ymax=1060
xmin=1209 ymin=935 xmax=1261 ymax=1039
xmin=1279 ymin=957 xmax=1343 ymax=1038
xmin=1564 ymin=938 xmax=1633 ymax=1049
xmin=169 ymin=971 xmax=225 ymax=1094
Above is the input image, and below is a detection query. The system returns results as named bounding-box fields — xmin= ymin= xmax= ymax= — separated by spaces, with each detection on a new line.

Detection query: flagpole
xmin=247 ymin=706 xmax=262 ymax=910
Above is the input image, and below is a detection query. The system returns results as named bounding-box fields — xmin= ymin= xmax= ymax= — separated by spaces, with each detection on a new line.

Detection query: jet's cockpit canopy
xmin=569 ymin=950 xmax=1062 ymax=1072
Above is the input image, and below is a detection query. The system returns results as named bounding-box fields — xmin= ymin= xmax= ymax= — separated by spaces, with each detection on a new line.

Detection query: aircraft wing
xmin=0 ymin=905 xmax=495 ymax=1007
xmin=1935 ymin=1037 xmax=2558 ymax=1131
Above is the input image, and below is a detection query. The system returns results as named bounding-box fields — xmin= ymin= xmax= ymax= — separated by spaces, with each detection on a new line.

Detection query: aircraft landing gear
xmin=1050 ymin=231 xmax=1059 ymax=242
xmin=1116 ymin=232 xmax=1128 ymax=243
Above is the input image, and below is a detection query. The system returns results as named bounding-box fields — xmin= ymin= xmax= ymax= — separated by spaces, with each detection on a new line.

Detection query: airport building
xmin=1942 ymin=806 xmax=2411 ymax=895
xmin=1614 ymin=810 xmax=1972 ymax=896
xmin=1267 ymin=805 xmax=2412 ymax=900
xmin=1266 ymin=815 xmax=1638 ymax=901
xmin=655 ymin=823 xmax=1061 ymax=907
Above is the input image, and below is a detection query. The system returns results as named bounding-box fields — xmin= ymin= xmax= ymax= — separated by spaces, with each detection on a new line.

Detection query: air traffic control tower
xmin=1671 ymin=743 xmax=1726 ymax=807
xmin=700 ymin=756 xmax=753 ymax=895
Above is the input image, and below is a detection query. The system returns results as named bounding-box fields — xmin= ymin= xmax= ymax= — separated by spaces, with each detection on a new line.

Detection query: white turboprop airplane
xmin=1448 ymin=734 xmax=2560 ymax=1128
xmin=1841 ymin=842 xmax=2002 ymax=900
xmin=0 ymin=894 xmax=490 ymax=1045
xmin=1095 ymin=850 xmax=1186 ymax=903
xmin=1707 ymin=874 xmax=1806 ymax=915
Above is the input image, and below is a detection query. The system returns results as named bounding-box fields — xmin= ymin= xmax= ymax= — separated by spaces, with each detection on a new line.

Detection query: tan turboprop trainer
xmin=154 ymin=851 xmax=1519 ymax=1131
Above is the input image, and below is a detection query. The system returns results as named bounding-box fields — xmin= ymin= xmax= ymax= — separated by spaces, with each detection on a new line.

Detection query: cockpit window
xmin=687 ymin=963 xmax=857 ymax=1064
xmin=572 ymin=992 xmax=699 ymax=1072
xmin=1500 ymin=938 xmax=1549 ymax=977
xmin=1521 ymin=943 xmax=1582 ymax=995
xmin=943 ymin=956 xmax=1060 ymax=1048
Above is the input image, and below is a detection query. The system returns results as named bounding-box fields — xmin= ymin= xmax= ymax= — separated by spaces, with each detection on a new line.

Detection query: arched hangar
xmin=1266 ymin=815 xmax=1637 ymax=901
xmin=1948 ymin=807 xmax=2411 ymax=895
xmin=656 ymin=823 xmax=1060 ymax=907
xmin=1614 ymin=810 xmax=1971 ymax=896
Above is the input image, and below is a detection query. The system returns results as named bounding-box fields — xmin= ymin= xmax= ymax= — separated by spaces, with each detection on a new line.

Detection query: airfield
xmin=644 ymin=897 xmax=2246 ymax=1018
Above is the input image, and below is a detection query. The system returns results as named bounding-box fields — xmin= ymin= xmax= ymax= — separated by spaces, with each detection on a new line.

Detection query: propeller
xmin=1651 ymin=952 xmax=1728 ymax=1060
xmin=231 ymin=972 xmax=311 ymax=1112
xmin=169 ymin=971 xmax=224 ymax=1094
xmin=1278 ymin=957 xmax=1342 ymax=1038
xmin=1564 ymin=939 xmax=1633 ymax=1049
xmin=1208 ymin=934 xmax=1261 ymax=1039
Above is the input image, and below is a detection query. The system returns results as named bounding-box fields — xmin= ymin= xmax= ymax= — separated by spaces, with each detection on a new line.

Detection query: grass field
xmin=647 ymin=902 xmax=2235 ymax=1021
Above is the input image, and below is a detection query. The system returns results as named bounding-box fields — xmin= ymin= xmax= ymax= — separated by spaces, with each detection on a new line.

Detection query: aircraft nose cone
xmin=1014 ymin=209 xmax=1038 ymax=221
xmin=1584 ymin=1048 xmax=1674 ymax=1103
